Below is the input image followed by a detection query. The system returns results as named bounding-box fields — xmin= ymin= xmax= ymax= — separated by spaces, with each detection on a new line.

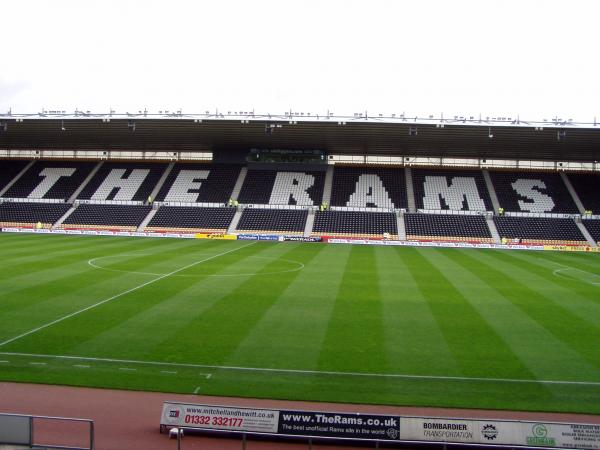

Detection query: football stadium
xmin=2 ymin=1 xmax=600 ymax=448
xmin=0 ymin=112 xmax=599 ymax=449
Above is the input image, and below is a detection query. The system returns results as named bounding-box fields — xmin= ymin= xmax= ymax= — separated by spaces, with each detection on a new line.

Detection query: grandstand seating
xmin=62 ymin=204 xmax=151 ymax=231
xmin=329 ymin=166 xmax=407 ymax=209
xmin=312 ymin=210 xmax=398 ymax=238
xmin=77 ymin=162 xmax=167 ymax=201
xmin=2 ymin=161 xmax=96 ymax=200
xmin=0 ymin=160 xmax=29 ymax=192
xmin=146 ymin=206 xmax=235 ymax=233
xmin=155 ymin=163 xmax=242 ymax=203
xmin=494 ymin=216 xmax=586 ymax=244
xmin=489 ymin=171 xmax=578 ymax=213
xmin=412 ymin=168 xmax=493 ymax=211
xmin=566 ymin=173 xmax=600 ymax=214
xmin=236 ymin=209 xmax=308 ymax=234
xmin=582 ymin=220 xmax=600 ymax=244
xmin=237 ymin=170 xmax=325 ymax=206
xmin=0 ymin=202 xmax=71 ymax=228
xmin=405 ymin=213 xmax=492 ymax=242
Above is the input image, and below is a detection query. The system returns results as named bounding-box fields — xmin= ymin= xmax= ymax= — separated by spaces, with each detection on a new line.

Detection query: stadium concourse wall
xmin=2 ymin=226 xmax=599 ymax=253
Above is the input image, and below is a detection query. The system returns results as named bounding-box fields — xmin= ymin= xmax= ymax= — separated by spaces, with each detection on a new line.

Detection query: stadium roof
xmin=1 ymin=113 xmax=599 ymax=162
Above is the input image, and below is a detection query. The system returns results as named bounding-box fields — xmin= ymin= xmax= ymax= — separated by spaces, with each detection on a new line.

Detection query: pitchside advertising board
xmin=160 ymin=402 xmax=400 ymax=441
xmin=160 ymin=402 xmax=600 ymax=448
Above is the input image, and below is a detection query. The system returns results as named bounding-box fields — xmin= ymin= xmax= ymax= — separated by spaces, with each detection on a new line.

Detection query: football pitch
xmin=0 ymin=233 xmax=599 ymax=414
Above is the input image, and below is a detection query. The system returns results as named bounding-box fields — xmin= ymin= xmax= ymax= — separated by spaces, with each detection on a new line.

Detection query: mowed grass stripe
xmin=0 ymin=236 xmax=162 ymax=281
xmin=405 ymin=247 xmax=538 ymax=380
xmin=427 ymin=249 xmax=597 ymax=385
xmin=499 ymin=250 xmax=600 ymax=305
xmin=377 ymin=246 xmax=459 ymax=376
xmin=149 ymin=242 xmax=324 ymax=365
xmin=71 ymin=242 xmax=301 ymax=360
xmin=1 ymin=240 xmax=255 ymax=353
xmin=0 ymin=238 xmax=213 ymax=318
xmin=454 ymin=250 xmax=600 ymax=370
xmin=318 ymin=246 xmax=388 ymax=373
xmin=229 ymin=243 xmax=347 ymax=370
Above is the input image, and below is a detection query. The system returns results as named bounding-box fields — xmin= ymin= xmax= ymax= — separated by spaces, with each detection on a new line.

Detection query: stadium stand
xmin=312 ymin=210 xmax=398 ymax=238
xmin=0 ymin=160 xmax=30 ymax=192
xmin=237 ymin=169 xmax=325 ymax=206
xmin=77 ymin=162 xmax=167 ymax=201
xmin=146 ymin=206 xmax=235 ymax=233
xmin=494 ymin=216 xmax=586 ymax=244
xmin=330 ymin=166 xmax=407 ymax=209
xmin=412 ymin=168 xmax=493 ymax=211
xmin=236 ymin=208 xmax=308 ymax=234
xmin=405 ymin=213 xmax=493 ymax=242
xmin=61 ymin=204 xmax=152 ymax=231
xmin=581 ymin=220 xmax=600 ymax=244
xmin=155 ymin=163 xmax=242 ymax=203
xmin=489 ymin=170 xmax=579 ymax=214
xmin=0 ymin=201 xmax=71 ymax=228
xmin=2 ymin=160 xmax=96 ymax=200
xmin=566 ymin=173 xmax=600 ymax=214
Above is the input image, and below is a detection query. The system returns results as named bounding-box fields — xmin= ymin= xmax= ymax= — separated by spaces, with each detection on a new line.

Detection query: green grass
xmin=0 ymin=232 xmax=599 ymax=413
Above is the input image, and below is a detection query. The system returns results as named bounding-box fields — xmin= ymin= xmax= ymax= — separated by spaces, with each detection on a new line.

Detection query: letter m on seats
xmin=422 ymin=176 xmax=486 ymax=210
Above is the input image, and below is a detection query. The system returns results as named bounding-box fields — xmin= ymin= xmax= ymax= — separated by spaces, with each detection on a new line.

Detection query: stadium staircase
xmin=482 ymin=169 xmax=501 ymax=213
xmin=404 ymin=167 xmax=416 ymax=212
xmin=574 ymin=217 xmax=598 ymax=247
xmin=0 ymin=160 xmax=35 ymax=197
xmin=396 ymin=210 xmax=407 ymax=240
xmin=229 ymin=166 xmax=247 ymax=201
xmin=52 ymin=203 xmax=79 ymax=230
xmin=321 ymin=165 xmax=334 ymax=205
xmin=67 ymin=161 xmax=104 ymax=203
xmin=227 ymin=207 xmax=243 ymax=233
xmin=303 ymin=208 xmax=316 ymax=237
xmin=560 ymin=172 xmax=586 ymax=214
xmin=137 ymin=206 xmax=159 ymax=232
xmin=485 ymin=214 xmax=501 ymax=243
xmin=147 ymin=161 xmax=175 ymax=203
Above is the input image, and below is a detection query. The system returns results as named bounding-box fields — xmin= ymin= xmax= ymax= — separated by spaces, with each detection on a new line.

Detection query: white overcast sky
xmin=1 ymin=0 xmax=599 ymax=121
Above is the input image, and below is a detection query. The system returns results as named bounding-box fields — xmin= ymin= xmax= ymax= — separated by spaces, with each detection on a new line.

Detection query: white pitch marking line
xmin=0 ymin=360 xmax=9 ymax=364
xmin=73 ymin=364 xmax=90 ymax=369
xmin=0 ymin=242 xmax=257 ymax=348
xmin=119 ymin=367 xmax=136 ymax=372
xmin=193 ymin=387 xmax=201 ymax=394
xmin=29 ymin=362 xmax=46 ymax=366
xmin=161 ymin=370 xmax=177 ymax=375
xmin=3 ymin=351 xmax=600 ymax=387
xmin=206 ymin=373 xmax=212 ymax=379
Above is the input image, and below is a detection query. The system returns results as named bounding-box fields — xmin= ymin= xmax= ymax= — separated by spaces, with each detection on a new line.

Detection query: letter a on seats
xmin=269 ymin=172 xmax=315 ymax=205
xmin=347 ymin=174 xmax=394 ymax=208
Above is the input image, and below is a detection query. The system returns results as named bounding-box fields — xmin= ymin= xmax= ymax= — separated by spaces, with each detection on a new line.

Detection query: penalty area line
xmin=1 ymin=351 xmax=599 ymax=387
xmin=0 ymin=242 xmax=257 ymax=348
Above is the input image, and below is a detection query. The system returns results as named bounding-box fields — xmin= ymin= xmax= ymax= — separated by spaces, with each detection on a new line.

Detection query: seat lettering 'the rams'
xmin=511 ymin=179 xmax=555 ymax=212
xmin=28 ymin=167 xmax=76 ymax=199
xmin=164 ymin=170 xmax=210 ymax=202
xmin=347 ymin=174 xmax=394 ymax=208
xmin=91 ymin=169 xmax=150 ymax=201
xmin=269 ymin=172 xmax=315 ymax=205
xmin=422 ymin=176 xmax=486 ymax=211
